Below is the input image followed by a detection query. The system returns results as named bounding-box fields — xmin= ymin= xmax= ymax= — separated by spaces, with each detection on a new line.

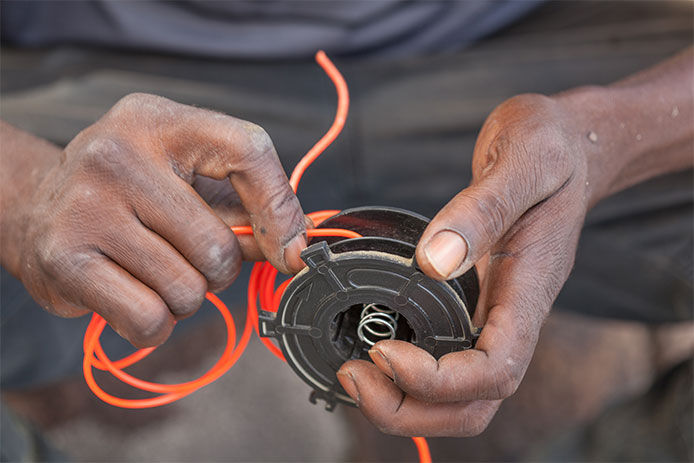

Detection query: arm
xmin=337 ymin=48 xmax=693 ymax=436
xmin=568 ymin=47 xmax=693 ymax=205
xmin=0 ymin=94 xmax=307 ymax=347
xmin=1 ymin=122 xmax=61 ymax=277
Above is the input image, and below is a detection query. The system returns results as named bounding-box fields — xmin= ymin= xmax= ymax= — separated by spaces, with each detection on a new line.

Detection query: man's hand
xmin=338 ymin=94 xmax=587 ymax=436
xmin=1 ymin=93 xmax=307 ymax=348
xmin=337 ymin=48 xmax=693 ymax=437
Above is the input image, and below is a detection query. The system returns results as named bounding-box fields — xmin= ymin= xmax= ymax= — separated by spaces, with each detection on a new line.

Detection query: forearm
xmin=0 ymin=121 xmax=62 ymax=276
xmin=554 ymin=48 xmax=693 ymax=207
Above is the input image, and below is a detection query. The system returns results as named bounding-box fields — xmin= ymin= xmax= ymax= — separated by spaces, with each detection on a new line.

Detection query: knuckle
xmin=240 ymin=122 xmax=275 ymax=162
xmin=128 ymin=295 xmax=173 ymax=348
xmin=261 ymin=184 xmax=302 ymax=228
xmin=474 ymin=188 xmax=510 ymax=239
xmin=50 ymin=298 xmax=91 ymax=318
xmin=496 ymin=93 xmax=554 ymax=117
xmin=491 ymin=98 xmax=575 ymax=192
xmin=530 ymin=130 xmax=574 ymax=188
xmin=105 ymin=93 xmax=178 ymax=147
xmin=224 ymin=120 xmax=277 ymax=171
xmin=26 ymin=232 xmax=99 ymax=315
xmin=34 ymin=232 xmax=62 ymax=270
xmin=483 ymin=93 xmax=576 ymax=189
xmin=78 ymin=134 xmax=135 ymax=177
xmin=203 ymin=229 xmax=237 ymax=269
xmin=454 ymin=188 xmax=510 ymax=244
xmin=493 ymin=377 xmax=518 ymax=399
xmin=261 ymin=182 xmax=291 ymax=210
xmin=35 ymin=232 xmax=86 ymax=276
xmin=461 ymin=412 xmax=493 ymax=437
xmin=491 ymin=365 xmax=521 ymax=399
xmin=372 ymin=417 xmax=403 ymax=436
xmin=116 ymin=92 xmax=151 ymax=107
xmin=111 ymin=92 xmax=168 ymax=118
xmin=413 ymin=371 xmax=442 ymax=403
xmin=164 ymin=269 xmax=207 ymax=318
xmin=194 ymin=227 xmax=241 ymax=288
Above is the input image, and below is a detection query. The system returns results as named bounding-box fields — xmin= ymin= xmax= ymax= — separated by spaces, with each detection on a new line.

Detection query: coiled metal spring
xmin=357 ymin=303 xmax=400 ymax=346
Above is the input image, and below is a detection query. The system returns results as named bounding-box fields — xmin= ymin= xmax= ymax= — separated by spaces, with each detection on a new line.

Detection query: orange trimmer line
xmin=81 ymin=50 xmax=431 ymax=463
xmin=288 ymin=51 xmax=349 ymax=193
xmin=413 ymin=437 xmax=433 ymax=463
xmin=82 ymin=228 xmax=360 ymax=407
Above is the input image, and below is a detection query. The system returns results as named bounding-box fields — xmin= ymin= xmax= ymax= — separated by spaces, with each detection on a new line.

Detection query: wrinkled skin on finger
xmin=338 ymin=93 xmax=590 ymax=437
xmin=17 ymin=93 xmax=308 ymax=348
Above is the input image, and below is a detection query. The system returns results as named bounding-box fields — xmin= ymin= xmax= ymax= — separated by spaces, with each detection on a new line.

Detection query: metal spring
xmin=357 ymin=303 xmax=399 ymax=346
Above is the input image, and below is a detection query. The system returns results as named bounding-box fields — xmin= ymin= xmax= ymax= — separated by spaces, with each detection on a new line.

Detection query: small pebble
xmin=587 ymin=131 xmax=598 ymax=143
xmin=636 ymin=134 xmax=642 ymax=141
xmin=671 ymin=106 xmax=680 ymax=118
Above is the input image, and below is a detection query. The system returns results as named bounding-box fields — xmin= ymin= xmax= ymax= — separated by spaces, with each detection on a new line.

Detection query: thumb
xmin=416 ymin=172 xmax=538 ymax=281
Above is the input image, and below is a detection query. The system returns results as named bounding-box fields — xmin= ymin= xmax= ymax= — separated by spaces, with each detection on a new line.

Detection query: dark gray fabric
xmin=0 ymin=0 xmax=541 ymax=59
xmin=0 ymin=401 xmax=66 ymax=462
xmin=530 ymin=359 xmax=693 ymax=462
xmin=1 ymin=269 xmax=90 ymax=390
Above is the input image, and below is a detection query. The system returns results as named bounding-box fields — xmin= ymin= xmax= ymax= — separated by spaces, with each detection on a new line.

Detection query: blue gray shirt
xmin=1 ymin=0 xmax=541 ymax=58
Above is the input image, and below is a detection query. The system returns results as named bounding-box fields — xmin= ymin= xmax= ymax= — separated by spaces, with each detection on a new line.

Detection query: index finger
xmin=115 ymin=94 xmax=307 ymax=274
xmin=175 ymin=114 xmax=306 ymax=274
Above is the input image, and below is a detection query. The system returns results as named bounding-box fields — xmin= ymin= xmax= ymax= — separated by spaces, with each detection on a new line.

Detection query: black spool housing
xmin=258 ymin=206 xmax=479 ymax=410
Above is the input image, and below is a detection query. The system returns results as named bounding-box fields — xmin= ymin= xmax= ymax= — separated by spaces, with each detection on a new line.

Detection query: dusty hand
xmin=17 ymin=93 xmax=306 ymax=347
xmin=338 ymin=94 xmax=590 ymax=436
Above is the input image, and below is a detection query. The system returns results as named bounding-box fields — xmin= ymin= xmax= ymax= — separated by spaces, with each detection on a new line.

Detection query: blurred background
xmin=2 ymin=1 xmax=692 ymax=461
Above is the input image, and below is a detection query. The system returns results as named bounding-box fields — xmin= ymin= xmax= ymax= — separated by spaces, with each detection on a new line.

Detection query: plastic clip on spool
xmin=259 ymin=206 xmax=480 ymax=410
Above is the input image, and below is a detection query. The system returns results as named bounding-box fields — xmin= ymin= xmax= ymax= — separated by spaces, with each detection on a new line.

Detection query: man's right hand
xmin=1 ymin=93 xmax=307 ymax=348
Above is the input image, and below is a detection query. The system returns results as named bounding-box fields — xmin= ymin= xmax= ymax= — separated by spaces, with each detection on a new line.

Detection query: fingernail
xmin=336 ymin=371 xmax=360 ymax=404
xmin=283 ymin=234 xmax=307 ymax=272
xmin=424 ymin=230 xmax=468 ymax=279
xmin=369 ymin=348 xmax=394 ymax=379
